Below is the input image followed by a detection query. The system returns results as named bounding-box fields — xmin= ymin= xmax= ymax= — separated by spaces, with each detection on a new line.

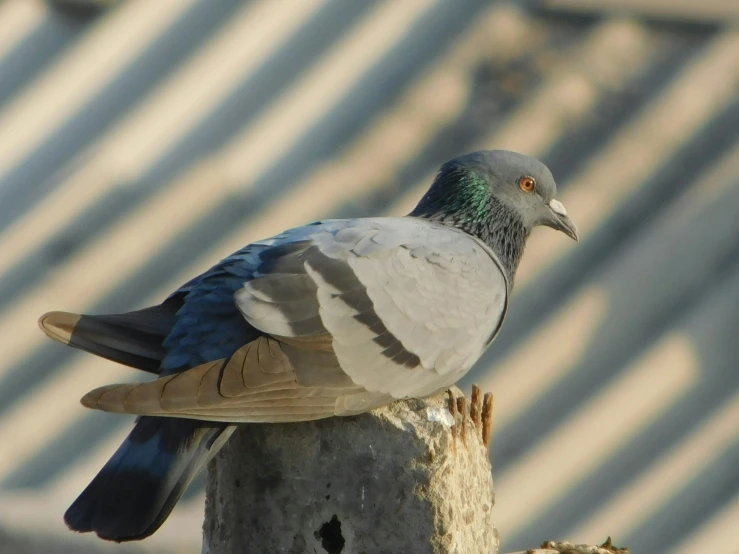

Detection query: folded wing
xmin=80 ymin=218 xmax=508 ymax=421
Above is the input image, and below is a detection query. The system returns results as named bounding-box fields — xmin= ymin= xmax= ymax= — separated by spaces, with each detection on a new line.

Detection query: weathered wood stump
xmin=202 ymin=386 xmax=498 ymax=553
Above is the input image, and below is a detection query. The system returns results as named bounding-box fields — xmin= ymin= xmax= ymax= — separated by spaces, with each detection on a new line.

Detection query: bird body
xmin=38 ymin=150 xmax=578 ymax=541
xmin=70 ymin=217 xmax=508 ymax=421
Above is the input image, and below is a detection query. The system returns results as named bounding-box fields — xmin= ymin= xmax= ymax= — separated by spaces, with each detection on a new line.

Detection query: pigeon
xmin=38 ymin=150 xmax=577 ymax=542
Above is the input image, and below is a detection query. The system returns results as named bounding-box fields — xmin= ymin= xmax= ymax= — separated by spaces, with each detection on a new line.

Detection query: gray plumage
xmin=38 ymin=150 xmax=577 ymax=542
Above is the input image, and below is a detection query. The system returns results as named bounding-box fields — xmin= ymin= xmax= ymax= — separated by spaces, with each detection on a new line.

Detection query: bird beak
xmin=545 ymin=199 xmax=579 ymax=242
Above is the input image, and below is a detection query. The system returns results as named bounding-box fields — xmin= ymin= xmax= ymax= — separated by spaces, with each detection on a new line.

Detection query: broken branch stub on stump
xmin=202 ymin=386 xmax=498 ymax=554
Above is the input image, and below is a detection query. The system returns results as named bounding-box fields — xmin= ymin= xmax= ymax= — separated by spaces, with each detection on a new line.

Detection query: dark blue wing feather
xmin=59 ymin=227 xmax=323 ymax=541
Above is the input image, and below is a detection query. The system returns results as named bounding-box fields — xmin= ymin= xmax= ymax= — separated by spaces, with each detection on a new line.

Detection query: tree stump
xmin=202 ymin=387 xmax=498 ymax=553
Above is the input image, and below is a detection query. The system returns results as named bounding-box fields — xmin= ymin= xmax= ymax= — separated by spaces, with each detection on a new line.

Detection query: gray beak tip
xmin=567 ymin=222 xmax=580 ymax=243
xmin=547 ymin=199 xmax=579 ymax=242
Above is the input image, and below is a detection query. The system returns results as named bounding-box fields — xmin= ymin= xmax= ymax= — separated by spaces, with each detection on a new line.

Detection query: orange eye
xmin=519 ymin=176 xmax=536 ymax=192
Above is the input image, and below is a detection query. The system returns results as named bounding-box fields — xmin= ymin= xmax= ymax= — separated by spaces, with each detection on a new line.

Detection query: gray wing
xmin=237 ymin=217 xmax=508 ymax=398
xmin=80 ymin=218 xmax=508 ymax=421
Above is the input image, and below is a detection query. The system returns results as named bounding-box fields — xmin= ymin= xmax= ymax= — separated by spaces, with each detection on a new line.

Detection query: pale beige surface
xmin=495 ymin=334 xmax=698 ymax=538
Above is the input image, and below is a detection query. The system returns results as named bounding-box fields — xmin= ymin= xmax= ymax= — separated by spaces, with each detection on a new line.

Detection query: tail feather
xmin=38 ymin=297 xmax=240 ymax=541
xmin=64 ymin=417 xmax=234 ymax=542
xmin=38 ymin=298 xmax=182 ymax=374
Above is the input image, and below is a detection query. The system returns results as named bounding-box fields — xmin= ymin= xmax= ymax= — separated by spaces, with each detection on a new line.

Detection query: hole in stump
xmin=314 ymin=514 xmax=345 ymax=553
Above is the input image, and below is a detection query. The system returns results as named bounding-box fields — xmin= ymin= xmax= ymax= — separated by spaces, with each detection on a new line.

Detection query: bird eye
xmin=519 ymin=176 xmax=536 ymax=192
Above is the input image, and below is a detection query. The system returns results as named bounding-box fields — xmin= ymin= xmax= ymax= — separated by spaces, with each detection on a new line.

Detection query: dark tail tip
xmin=64 ymin=418 xmax=229 ymax=542
xmin=64 ymin=470 xmax=174 ymax=542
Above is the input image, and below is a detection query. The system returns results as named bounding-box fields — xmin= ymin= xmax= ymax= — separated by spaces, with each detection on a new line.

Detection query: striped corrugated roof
xmin=0 ymin=1 xmax=738 ymax=552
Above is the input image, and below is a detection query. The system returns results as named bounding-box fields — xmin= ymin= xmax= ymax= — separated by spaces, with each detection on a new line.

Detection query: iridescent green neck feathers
xmin=409 ymin=163 xmax=528 ymax=283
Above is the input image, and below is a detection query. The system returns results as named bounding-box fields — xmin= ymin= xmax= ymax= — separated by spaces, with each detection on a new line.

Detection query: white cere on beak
xmin=549 ymin=198 xmax=568 ymax=217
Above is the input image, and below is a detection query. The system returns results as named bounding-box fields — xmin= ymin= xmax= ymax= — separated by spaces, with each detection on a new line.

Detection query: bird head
xmin=442 ymin=150 xmax=579 ymax=242
xmin=410 ymin=150 xmax=578 ymax=280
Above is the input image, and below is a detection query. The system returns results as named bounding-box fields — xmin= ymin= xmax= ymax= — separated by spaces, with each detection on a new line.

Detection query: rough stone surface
xmin=202 ymin=388 xmax=498 ymax=554
xmin=506 ymin=537 xmax=629 ymax=554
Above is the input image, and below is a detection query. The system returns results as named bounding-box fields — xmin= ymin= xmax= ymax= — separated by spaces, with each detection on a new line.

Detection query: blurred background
xmin=0 ymin=0 xmax=738 ymax=552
